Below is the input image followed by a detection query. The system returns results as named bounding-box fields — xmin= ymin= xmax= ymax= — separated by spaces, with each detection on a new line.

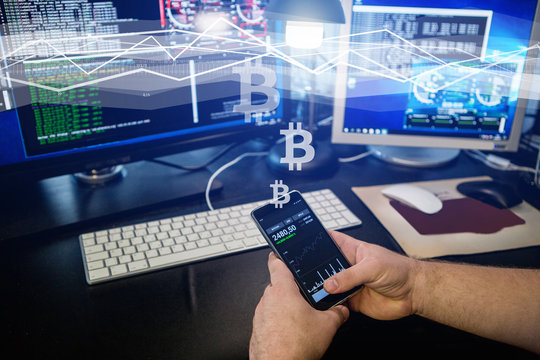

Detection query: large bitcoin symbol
xmin=233 ymin=58 xmax=280 ymax=123
xmin=280 ymin=122 xmax=315 ymax=171
xmin=270 ymin=180 xmax=290 ymax=208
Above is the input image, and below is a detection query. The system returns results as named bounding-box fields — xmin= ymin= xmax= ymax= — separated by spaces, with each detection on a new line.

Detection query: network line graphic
xmin=0 ymin=16 xmax=538 ymax=98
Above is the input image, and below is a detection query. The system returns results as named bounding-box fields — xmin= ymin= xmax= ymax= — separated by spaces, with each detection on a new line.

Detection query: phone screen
xmin=251 ymin=191 xmax=361 ymax=310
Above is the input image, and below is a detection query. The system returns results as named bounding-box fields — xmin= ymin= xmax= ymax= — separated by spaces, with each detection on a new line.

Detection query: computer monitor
xmin=332 ymin=0 xmax=540 ymax=166
xmin=0 ymin=0 xmax=285 ymax=181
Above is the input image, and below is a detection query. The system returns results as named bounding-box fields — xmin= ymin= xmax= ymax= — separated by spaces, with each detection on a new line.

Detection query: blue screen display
xmin=342 ymin=0 xmax=538 ymax=141
xmin=0 ymin=0 xmax=283 ymax=168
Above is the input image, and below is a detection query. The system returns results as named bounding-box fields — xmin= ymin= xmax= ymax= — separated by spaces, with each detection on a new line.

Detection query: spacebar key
xmin=148 ymin=244 xmax=227 ymax=268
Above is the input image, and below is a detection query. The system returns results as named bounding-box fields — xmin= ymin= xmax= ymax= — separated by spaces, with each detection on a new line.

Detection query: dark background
xmin=1 ymin=132 xmax=539 ymax=359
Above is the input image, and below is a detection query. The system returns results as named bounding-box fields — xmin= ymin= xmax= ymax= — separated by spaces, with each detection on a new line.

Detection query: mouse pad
xmin=390 ymin=198 xmax=526 ymax=235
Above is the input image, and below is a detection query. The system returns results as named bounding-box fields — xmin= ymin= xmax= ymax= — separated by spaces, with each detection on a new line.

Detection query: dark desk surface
xmin=2 ymin=140 xmax=540 ymax=359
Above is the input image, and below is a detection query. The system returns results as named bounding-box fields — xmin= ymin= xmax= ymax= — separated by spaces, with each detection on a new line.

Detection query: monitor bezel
xmin=0 ymin=121 xmax=285 ymax=181
xmin=332 ymin=0 xmax=540 ymax=152
xmin=0 ymin=12 xmax=290 ymax=182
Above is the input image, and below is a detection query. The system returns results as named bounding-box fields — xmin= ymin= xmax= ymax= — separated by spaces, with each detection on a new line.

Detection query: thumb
xmin=324 ymin=256 xmax=379 ymax=294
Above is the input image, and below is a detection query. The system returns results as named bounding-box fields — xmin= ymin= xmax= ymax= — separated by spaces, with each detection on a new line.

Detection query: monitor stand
xmin=0 ymin=160 xmax=223 ymax=241
xmin=73 ymin=165 xmax=126 ymax=185
xmin=368 ymin=145 xmax=460 ymax=167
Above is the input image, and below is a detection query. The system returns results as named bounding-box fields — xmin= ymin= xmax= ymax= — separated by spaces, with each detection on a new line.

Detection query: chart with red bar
xmin=159 ymin=0 xmax=268 ymax=38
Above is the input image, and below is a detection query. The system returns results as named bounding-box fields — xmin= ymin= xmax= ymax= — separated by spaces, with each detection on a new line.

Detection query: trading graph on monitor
xmin=0 ymin=0 xmax=283 ymax=172
xmin=332 ymin=0 xmax=539 ymax=165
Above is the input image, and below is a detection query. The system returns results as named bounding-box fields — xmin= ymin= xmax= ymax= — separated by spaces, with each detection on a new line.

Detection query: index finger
xmin=329 ymin=230 xmax=361 ymax=265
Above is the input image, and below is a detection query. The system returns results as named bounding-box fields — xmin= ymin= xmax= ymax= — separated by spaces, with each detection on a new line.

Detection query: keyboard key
xmin=343 ymin=211 xmax=359 ymax=223
xmin=124 ymin=246 xmax=136 ymax=255
xmin=244 ymin=229 xmax=259 ymax=238
xmin=85 ymin=244 xmax=104 ymax=254
xmin=110 ymin=249 xmax=122 ymax=258
xmin=242 ymin=237 xmax=259 ymax=247
xmin=187 ymin=233 xmax=200 ymax=241
xmin=104 ymin=242 xmax=117 ymax=251
xmin=197 ymin=239 xmax=210 ymax=248
xmin=86 ymin=251 xmax=109 ymax=263
xmin=162 ymin=238 xmax=174 ymax=247
xmin=96 ymin=235 xmax=108 ymax=244
xmin=156 ymin=232 xmax=169 ymax=240
xmin=118 ymin=239 xmax=130 ymax=248
xmin=199 ymin=231 xmax=211 ymax=239
xmin=110 ymin=264 xmax=128 ymax=276
xmin=148 ymin=244 xmax=227 ymax=268
xmin=109 ymin=233 xmax=122 ymax=241
xmin=81 ymin=233 xmax=94 ymax=240
xmin=87 ymin=260 xmax=104 ymax=271
xmin=172 ymin=244 xmax=184 ymax=253
xmin=144 ymin=234 xmax=156 ymax=242
xmin=82 ymin=238 xmax=95 ymax=247
xmin=159 ymin=247 xmax=172 ymax=256
xmin=211 ymin=229 xmax=223 ymax=236
xmin=128 ymin=260 xmax=149 ymax=272
xmin=181 ymin=227 xmax=193 ymax=235
xmin=324 ymin=220 xmax=338 ymax=229
xmin=225 ymin=240 xmax=244 ymax=251
xmin=136 ymin=243 xmax=149 ymax=252
xmin=135 ymin=229 xmax=147 ymax=237
xmin=105 ymin=258 xmax=118 ymax=267
xmin=220 ymin=234 xmax=233 ymax=242
xmin=88 ymin=267 xmax=109 ymax=281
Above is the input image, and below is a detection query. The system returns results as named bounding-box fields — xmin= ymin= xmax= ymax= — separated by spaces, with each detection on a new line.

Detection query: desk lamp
xmin=265 ymin=0 xmax=346 ymax=176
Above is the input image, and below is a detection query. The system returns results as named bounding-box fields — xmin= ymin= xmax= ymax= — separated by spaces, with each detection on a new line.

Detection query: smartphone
xmin=251 ymin=190 xmax=362 ymax=310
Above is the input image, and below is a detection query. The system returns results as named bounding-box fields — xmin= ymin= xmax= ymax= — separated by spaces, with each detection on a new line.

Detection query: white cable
xmin=465 ymin=150 xmax=536 ymax=174
xmin=338 ymin=150 xmax=374 ymax=163
xmin=205 ymin=151 xmax=269 ymax=211
xmin=535 ymin=146 xmax=540 ymax=188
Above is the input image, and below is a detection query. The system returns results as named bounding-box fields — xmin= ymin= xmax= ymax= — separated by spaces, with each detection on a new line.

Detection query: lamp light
xmin=265 ymin=0 xmax=346 ymax=176
xmin=266 ymin=0 xmax=346 ymax=49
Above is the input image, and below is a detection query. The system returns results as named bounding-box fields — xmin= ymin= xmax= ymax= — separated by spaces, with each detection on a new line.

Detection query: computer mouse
xmin=456 ymin=180 xmax=522 ymax=209
xmin=381 ymin=184 xmax=443 ymax=214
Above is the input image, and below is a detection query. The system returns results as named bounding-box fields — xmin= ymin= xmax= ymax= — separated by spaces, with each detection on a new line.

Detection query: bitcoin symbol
xmin=233 ymin=58 xmax=280 ymax=123
xmin=280 ymin=122 xmax=315 ymax=171
xmin=270 ymin=180 xmax=290 ymax=208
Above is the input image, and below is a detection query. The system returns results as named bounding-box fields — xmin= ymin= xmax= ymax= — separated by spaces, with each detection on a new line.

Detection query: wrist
xmin=410 ymin=258 xmax=428 ymax=317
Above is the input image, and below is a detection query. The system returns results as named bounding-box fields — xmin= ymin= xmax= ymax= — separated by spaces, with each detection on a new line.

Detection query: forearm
xmin=412 ymin=260 xmax=540 ymax=353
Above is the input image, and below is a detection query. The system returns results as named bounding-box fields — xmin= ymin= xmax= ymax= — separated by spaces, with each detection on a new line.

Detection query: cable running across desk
xmin=205 ymin=151 xmax=269 ymax=211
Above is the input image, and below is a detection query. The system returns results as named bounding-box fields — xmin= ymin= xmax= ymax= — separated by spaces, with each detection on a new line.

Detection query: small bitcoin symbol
xmin=233 ymin=58 xmax=280 ymax=123
xmin=280 ymin=122 xmax=315 ymax=171
xmin=270 ymin=180 xmax=290 ymax=208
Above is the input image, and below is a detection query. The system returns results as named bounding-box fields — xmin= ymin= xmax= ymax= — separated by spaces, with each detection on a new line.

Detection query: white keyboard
xmin=79 ymin=189 xmax=362 ymax=284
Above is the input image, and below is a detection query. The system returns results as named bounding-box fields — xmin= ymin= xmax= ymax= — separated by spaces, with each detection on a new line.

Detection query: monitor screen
xmin=332 ymin=0 xmax=539 ymax=151
xmin=0 ymin=0 xmax=285 ymax=179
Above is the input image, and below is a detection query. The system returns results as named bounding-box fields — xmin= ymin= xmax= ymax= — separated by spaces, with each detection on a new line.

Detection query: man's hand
xmin=250 ymin=252 xmax=350 ymax=360
xmin=324 ymin=231 xmax=419 ymax=320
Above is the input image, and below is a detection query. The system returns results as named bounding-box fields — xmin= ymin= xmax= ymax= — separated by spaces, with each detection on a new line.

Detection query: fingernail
xmin=325 ymin=278 xmax=338 ymax=292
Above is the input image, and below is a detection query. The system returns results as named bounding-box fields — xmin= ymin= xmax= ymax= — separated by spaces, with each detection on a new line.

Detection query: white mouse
xmin=381 ymin=184 xmax=443 ymax=214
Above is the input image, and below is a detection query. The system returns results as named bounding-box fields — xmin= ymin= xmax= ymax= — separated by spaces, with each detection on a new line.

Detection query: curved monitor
xmin=0 ymin=1 xmax=285 ymax=180
xmin=332 ymin=0 xmax=540 ymax=152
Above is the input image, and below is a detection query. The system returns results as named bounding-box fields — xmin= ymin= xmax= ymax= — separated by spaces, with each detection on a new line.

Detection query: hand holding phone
xmin=251 ymin=190 xmax=362 ymax=310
